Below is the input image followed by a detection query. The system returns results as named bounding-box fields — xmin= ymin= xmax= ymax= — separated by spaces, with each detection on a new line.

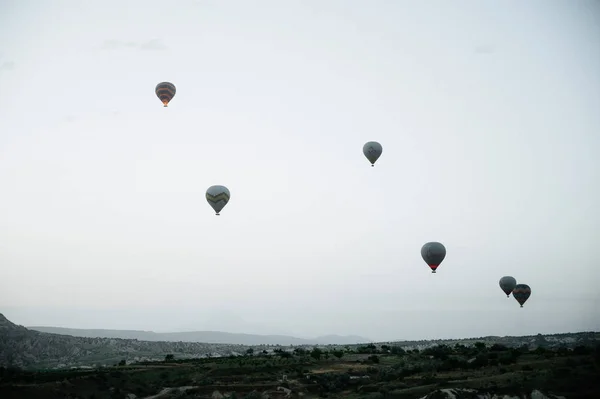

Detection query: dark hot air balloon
xmin=512 ymin=284 xmax=531 ymax=308
xmin=499 ymin=276 xmax=517 ymax=298
xmin=363 ymin=141 xmax=383 ymax=167
xmin=421 ymin=242 xmax=446 ymax=273
xmin=155 ymin=82 xmax=176 ymax=107
xmin=206 ymin=185 xmax=230 ymax=215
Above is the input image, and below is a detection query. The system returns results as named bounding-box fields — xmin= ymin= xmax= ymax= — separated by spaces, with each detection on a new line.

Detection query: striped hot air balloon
xmin=512 ymin=284 xmax=531 ymax=308
xmin=155 ymin=82 xmax=176 ymax=107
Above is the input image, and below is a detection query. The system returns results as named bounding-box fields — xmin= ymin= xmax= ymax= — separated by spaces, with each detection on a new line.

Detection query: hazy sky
xmin=1 ymin=0 xmax=599 ymax=342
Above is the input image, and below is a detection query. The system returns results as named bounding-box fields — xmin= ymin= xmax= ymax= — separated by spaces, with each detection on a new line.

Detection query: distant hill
xmin=2 ymin=313 xmax=599 ymax=371
xmin=27 ymin=326 xmax=370 ymax=345
xmin=0 ymin=313 xmax=244 ymax=369
xmin=381 ymin=330 xmax=600 ymax=351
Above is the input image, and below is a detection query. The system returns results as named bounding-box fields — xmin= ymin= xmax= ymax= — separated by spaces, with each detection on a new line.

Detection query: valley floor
xmin=1 ymin=343 xmax=599 ymax=399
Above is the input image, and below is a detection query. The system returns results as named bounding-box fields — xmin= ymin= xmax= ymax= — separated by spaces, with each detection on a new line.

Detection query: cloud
xmin=0 ymin=61 xmax=15 ymax=70
xmin=140 ymin=39 xmax=168 ymax=51
xmin=474 ymin=44 xmax=496 ymax=55
xmin=101 ymin=40 xmax=138 ymax=50
xmin=99 ymin=39 xmax=168 ymax=51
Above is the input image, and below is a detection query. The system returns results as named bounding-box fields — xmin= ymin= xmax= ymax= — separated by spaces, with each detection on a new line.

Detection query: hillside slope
xmin=0 ymin=313 xmax=244 ymax=369
xmin=3 ymin=313 xmax=599 ymax=372
xmin=27 ymin=326 xmax=369 ymax=345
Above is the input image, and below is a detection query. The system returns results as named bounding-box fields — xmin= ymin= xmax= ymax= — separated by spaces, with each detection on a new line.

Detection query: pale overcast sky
xmin=1 ymin=0 xmax=599 ymax=342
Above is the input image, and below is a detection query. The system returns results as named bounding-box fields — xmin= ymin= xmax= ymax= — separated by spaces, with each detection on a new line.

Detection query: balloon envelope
xmin=512 ymin=284 xmax=531 ymax=308
xmin=421 ymin=242 xmax=446 ymax=273
xmin=206 ymin=185 xmax=230 ymax=215
xmin=363 ymin=141 xmax=383 ymax=166
xmin=155 ymin=82 xmax=176 ymax=107
xmin=499 ymin=276 xmax=517 ymax=297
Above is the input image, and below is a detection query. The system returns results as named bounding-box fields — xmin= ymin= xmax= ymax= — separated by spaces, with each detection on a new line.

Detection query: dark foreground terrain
xmin=1 ymin=342 xmax=599 ymax=399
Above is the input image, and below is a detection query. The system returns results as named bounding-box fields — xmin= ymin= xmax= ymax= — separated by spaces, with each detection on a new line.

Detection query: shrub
xmin=367 ymin=355 xmax=380 ymax=364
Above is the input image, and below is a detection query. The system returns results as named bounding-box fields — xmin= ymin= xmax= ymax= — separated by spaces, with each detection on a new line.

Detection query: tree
xmin=367 ymin=355 xmax=380 ymax=364
xmin=556 ymin=346 xmax=569 ymax=356
xmin=573 ymin=345 xmax=591 ymax=355
xmin=164 ymin=354 xmax=174 ymax=362
xmin=424 ymin=344 xmax=452 ymax=360
xmin=332 ymin=350 xmax=344 ymax=359
xmin=357 ymin=344 xmax=378 ymax=354
xmin=534 ymin=346 xmax=547 ymax=355
xmin=246 ymin=348 xmax=254 ymax=356
xmin=294 ymin=348 xmax=307 ymax=355
xmin=310 ymin=348 xmax=323 ymax=360
xmin=518 ymin=344 xmax=530 ymax=353
xmin=469 ymin=354 xmax=488 ymax=368
xmin=534 ymin=333 xmax=547 ymax=347
xmin=390 ymin=346 xmax=405 ymax=355
xmin=118 ymin=359 xmax=126 ymax=366
xmin=490 ymin=344 xmax=508 ymax=352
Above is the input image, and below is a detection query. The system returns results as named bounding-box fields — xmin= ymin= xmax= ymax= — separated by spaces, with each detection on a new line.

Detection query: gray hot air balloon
xmin=421 ymin=242 xmax=446 ymax=273
xmin=512 ymin=284 xmax=531 ymax=308
xmin=206 ymin=185 xmax=230 ymax=216
xmin=363 ymin=141 xmax=383 ymax=167
xmin=499 ymin=276 xmax=517 ymax=298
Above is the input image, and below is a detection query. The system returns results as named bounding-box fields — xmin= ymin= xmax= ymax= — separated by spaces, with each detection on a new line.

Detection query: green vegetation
xmin=1 ymin=342 xmax=599 ymax=399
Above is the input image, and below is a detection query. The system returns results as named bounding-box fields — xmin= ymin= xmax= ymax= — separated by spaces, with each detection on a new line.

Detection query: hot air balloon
xmin=499 ymin=276 xmax=517 ymax=298
xmin=155 ymin=82 xmax=176 ymax=107
xmin=363 ymin=141 xmax=382 ymax=167
xmin=421 ymin=242 xmax=446 ymax=273
xmin=206 ymin=185 xmax=230 ymax=215
xmin=512 ymin=284 xmax=531 ymax=308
